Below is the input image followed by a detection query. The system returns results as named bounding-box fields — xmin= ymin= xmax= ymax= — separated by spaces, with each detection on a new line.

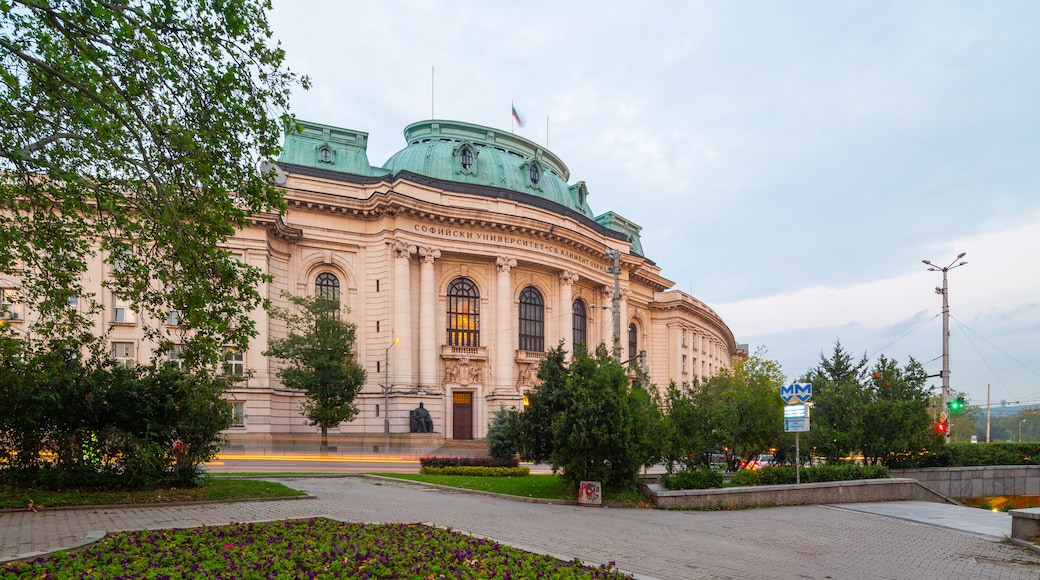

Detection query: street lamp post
xmin=383 ymin=338 xmax=399 ymax=449
xmin=922 ymin=252 xmax=967 ymax=438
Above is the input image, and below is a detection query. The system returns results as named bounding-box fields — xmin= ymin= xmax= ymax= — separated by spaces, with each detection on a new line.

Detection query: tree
xmin=520 ymin=344 xmax=663 ymax=493
xmin=264 ymin=295 xmax=366 ymax=448
xmin=486 ymin=406 xmax=522 ymax=460
xmin=802 ymin=341 xmax=870 ymax=462
xmin=860 ymin=355 xmax=940 ymax=466
xmin=0 ymin=0 xmax=305 ymax=366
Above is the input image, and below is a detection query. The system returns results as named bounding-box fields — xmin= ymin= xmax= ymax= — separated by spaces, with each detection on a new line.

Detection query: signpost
xmin=781 ymin=384 xmax=812 ymax=483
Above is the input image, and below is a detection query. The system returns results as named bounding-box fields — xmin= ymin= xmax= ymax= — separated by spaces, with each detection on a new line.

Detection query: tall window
xmin=111 ymin=342 xmax=135 ymax=367
xmin=572 ymin=299 xmax=587 ymax=354
xmin=112 ymin=295 xmax=136 ymax=323
xmin=0 ymin=288 xmax=20 ymax=321
xmin=223 ymin=351 xmax=245 ymax=377
xmin=315 ymin=272 xmax=340 ymax=302
xmin=446 ymin=277 xmax=480 ymax=347
xmin=628 ymin=323 xmax=638 ymax=361
xmin=518 ymin=286 xmax=544 ymax=352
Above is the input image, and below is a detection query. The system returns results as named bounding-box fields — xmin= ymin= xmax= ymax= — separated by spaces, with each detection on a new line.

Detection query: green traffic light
xmin=947 ymin=396 xmax=967 ymax=413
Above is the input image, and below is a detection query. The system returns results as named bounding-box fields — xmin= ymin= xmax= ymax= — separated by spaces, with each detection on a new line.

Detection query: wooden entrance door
xmin=452 ymin=391 xmax=473 ymax=440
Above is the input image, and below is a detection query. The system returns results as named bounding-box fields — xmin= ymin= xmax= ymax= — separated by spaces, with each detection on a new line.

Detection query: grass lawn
xmin=373 ymin=473 xmax=650 ymax=506
xmin=1 ymin=518 xmax=635 ymax=579
xmin=0 ymin=478 xmax=306 ymax=510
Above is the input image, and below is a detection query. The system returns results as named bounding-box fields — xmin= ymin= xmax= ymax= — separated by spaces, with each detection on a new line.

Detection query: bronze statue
xmin=409 ymin=402 xmax=434 ymax=433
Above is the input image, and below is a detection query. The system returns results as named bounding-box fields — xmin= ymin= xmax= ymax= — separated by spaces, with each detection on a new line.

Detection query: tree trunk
xmin=321 ymin=426 xmax=328 ymax=448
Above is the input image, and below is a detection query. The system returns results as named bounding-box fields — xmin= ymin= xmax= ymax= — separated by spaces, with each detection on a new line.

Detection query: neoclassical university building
xmin=7 ymin=118 xmax=743 ymax=450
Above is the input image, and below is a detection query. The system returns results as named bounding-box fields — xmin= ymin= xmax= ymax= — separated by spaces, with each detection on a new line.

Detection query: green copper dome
xmin=382 ymin=120 xmax=595 ymax=218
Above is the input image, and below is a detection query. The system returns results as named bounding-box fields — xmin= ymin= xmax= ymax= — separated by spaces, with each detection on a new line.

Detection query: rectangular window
xmin=112 ymin=295 xmax=136 ymax=323
xmin=231 ymin=402 xmax=245 ymax=427
xmin=223 ymin=351 xmax=244 ymax=377
xmin=167 ymin=310 xmax=181 ymax=326
xmin=0 ymin=288 xmax=21 ymax=321
xmin=682 ymin=354 xmax=688 ymax=374
xmin=168 ymin=344 xmax=185 ymax=370
xmin=681 ymin=329 xmax=687 ymax=347
xmin=112 ymin=342 xmax=135 ymax=367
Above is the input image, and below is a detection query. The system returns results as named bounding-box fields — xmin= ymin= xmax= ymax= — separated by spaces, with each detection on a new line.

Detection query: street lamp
xmin=384 ymin=338 xmax=399 ymax=440
xmin=1021 ymin=419 xmax=1028 ymax=442
xmin=922 ymin=252 xmax=967 ymax=435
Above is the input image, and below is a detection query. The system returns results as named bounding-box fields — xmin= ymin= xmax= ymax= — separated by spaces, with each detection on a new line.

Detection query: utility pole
xmin=923 ymin=252 xmax=967 ymax=440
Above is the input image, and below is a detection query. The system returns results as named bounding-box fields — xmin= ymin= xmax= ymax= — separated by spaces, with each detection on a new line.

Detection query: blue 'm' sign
xmin=781 ymin=383 xmax=812 ymax=404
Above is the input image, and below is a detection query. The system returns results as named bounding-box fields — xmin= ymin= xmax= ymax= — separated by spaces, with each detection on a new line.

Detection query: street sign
xmin=785 ymin=417 xmax=810 ymax=432
xmin=784 ymin=404 xmax=809 ymax=419
xmin=781 ymin=383 xmax=812 ymax=404
xmin=939 ymin=411 xmax=948 ymax=422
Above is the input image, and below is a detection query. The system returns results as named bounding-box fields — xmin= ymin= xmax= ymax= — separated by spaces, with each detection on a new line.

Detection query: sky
xmin=268 ymin=1 xmax=1040 ymax=409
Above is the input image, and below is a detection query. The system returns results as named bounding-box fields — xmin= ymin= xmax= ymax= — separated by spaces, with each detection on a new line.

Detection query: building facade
xmin=2 ymin=118 xmax=742 ymax=450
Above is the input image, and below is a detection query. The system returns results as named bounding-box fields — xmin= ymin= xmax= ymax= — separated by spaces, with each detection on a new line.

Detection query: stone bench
xmin=1009 ymin=508 xmax=1040 ymax=540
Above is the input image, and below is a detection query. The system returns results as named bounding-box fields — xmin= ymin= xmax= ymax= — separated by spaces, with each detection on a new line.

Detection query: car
xmin=749 ymin=454 xmax=775 ymax=470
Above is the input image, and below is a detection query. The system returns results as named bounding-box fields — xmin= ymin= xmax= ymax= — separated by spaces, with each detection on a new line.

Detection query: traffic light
xmin=935 ymin=419 xmax=948 ymax=435
xmin=947 ymin=396 xmax=966 ymax=414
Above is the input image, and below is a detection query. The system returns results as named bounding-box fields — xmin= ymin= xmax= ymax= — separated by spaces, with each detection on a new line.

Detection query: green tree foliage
xmin=802 ymin=341 xmax=870 ymax=462
xmin=662 ymin=379 xmax=724 ymax=472
xmin=486 ymin=406 xmax=522 ymax=460
xmin=803 ymin=342 xmax=943 ymax=466
xmin=0 ymin=0 xmax=305 ymax=365
xmin=519 ymin=344 xmax=663 ymax=493
xmin=264 ymin=294 xmax=366 ymax=448
xmin=0 ymin=334 xmax=231 ymax=489
xmin=860 ymin=355 xmax=939 ymax=465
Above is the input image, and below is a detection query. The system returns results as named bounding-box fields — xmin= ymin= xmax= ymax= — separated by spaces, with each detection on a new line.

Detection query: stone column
xmin=495 ymin=257 xmax=516 ymax=394
xmin=558 ymin=271 xmax=578 ymax=355
xmin=393 ymin=240 xmax=415 ymax=388
xmin=418 ymin=246 xmax=440 ymax=390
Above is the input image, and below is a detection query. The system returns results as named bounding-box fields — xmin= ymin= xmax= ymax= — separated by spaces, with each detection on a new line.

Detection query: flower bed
xmin=2 ymin=518 xmax=632 ymax=579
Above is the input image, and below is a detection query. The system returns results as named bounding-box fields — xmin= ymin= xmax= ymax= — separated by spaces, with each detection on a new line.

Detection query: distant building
xmin=3 ymin=119 xmax=741 ymax=450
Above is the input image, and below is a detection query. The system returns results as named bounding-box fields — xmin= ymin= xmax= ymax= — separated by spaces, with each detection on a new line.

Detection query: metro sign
xmin=781 ymin=383 xmax=812 ymax=404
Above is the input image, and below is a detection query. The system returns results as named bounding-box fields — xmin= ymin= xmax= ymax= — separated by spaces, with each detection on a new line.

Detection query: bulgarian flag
xmin=512 ymin=102 xmax=525 ymax=127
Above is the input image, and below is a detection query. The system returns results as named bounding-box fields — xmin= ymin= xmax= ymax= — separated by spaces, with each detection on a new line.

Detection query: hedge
xmin=917 ymin=442 xmax=1040 ymax=467
xmin=420 ymin=466 xmax=530 ymax=477
xmin=660 ymin=468 xmax=723 ymax=490
xmin=419 ymin=456 xmax=519 ymax=469
xmin=730 ymin=464 xmax=890 ymax=486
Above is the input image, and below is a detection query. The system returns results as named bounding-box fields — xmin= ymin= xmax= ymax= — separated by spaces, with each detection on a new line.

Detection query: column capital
xmin=418 ymin=246 xmax=441 ymax=264
xmin=559 ymin=270 xmax=579 ymax=286
xmin=496 ymin=256 xmax=517 ymax=272
xmin=393 ymin=240 xmax=417 ymax=259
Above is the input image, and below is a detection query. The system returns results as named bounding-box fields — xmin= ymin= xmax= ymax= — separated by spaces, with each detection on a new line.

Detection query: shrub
xmin=730 ymin=469 xmax=762 ymax=486
xmin=917 ymin=442 xmax=1040 ymax=468
xmin=420 ymin=466 xmax=531 ymax=477
xmin=660 ymin=468 xmax=723 ymax=490
xmin=419 ymin=456 xmax=519 ymax=469
xmin=487 ymin=407 xmax=523 ymax=460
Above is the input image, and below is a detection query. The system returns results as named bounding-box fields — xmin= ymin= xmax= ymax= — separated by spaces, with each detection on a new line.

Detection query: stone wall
xmin=644 ymin=478 xmax=952 ymax=509
xmin=890 ymin=466 xmax=1040 ymax=498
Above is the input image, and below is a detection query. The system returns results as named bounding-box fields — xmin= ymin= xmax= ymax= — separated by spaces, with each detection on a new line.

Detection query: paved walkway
xmin=2 ymin=476 xmax=1039 ymax=579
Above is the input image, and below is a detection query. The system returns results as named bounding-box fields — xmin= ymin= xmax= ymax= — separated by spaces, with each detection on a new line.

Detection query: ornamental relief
xmin=443 ymin=357 xmax=485 ymax=386
xmin=516 ymin=363 xmax=539 ymax=392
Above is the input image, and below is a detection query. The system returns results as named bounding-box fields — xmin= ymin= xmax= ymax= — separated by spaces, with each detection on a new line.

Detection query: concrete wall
xmin=890 ymin=466 xmax=1040 ymax=498
xmin=644 ymin=478 xmax=952 ymax=509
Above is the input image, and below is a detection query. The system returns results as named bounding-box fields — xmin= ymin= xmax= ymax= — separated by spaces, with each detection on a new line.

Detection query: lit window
xmin=518 ymin=286 xmax=544 ymax=352
xmin=446 ymin=277 xmax=480 ymax=347
xmin=111 ymin=342 xmax=135 ymax=367
xmin=572 ymin=300 xmax=587 ymax=354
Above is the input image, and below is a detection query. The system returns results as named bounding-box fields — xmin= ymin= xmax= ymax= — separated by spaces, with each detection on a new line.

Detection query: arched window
xmin=315 ymin=272 xmax=340 ymax=302
xmin=446 ymin=277 xmax=480 ymax=347
xmin=628 ymin=322 xmax=638 ymax=361
xmin=459 ymin=147 xmax=473 ymax=170
xmin=572 ymin=299 xmax=587 ymax=354
xmin=518 ymin=286 xmax=544 ymax=352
